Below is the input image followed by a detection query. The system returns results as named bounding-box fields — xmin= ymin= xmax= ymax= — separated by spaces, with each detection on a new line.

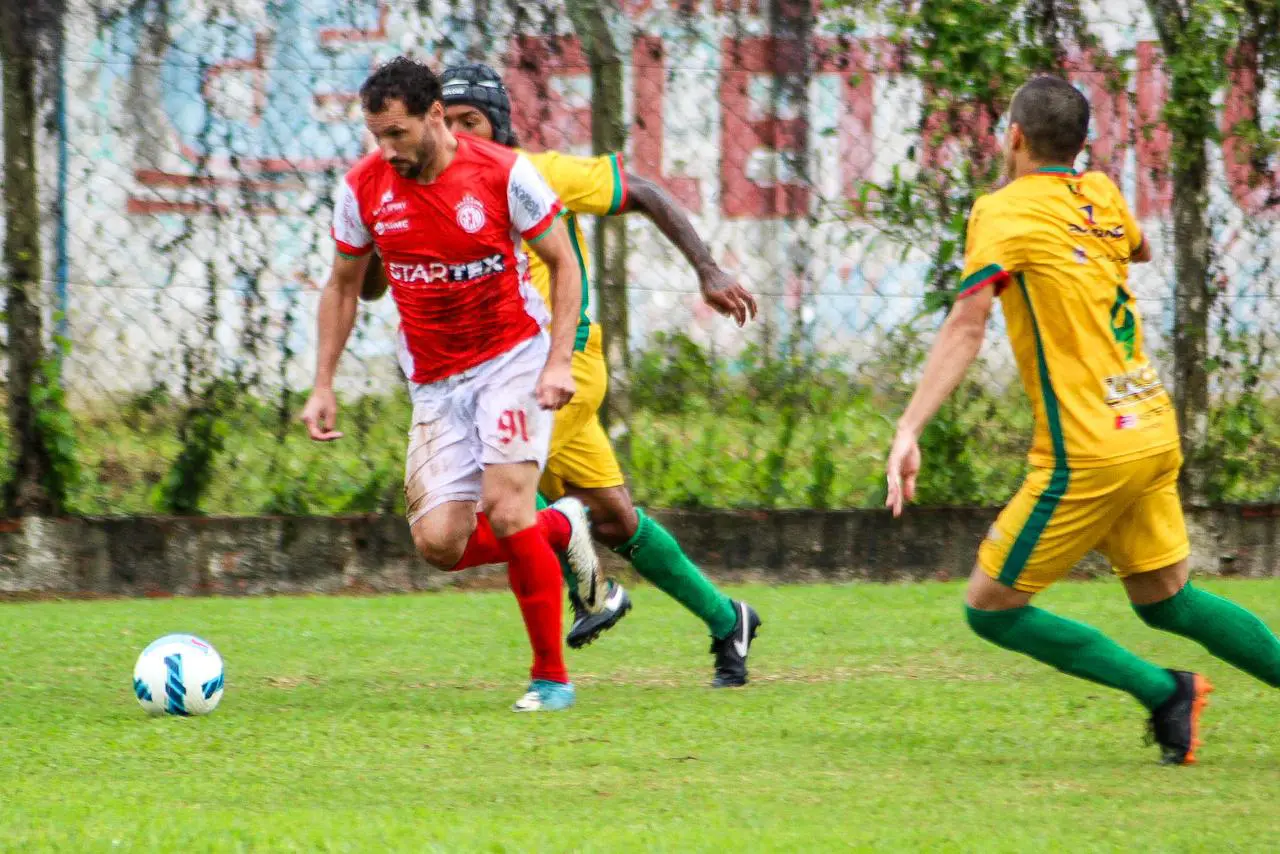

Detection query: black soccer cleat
xmin=710 ymin=600 xmax=761 ymax=688
xmin=1147 ymin=670 xmax=1213 ymax=765
xmin=566 ymin=580 xmax=632 ymax=649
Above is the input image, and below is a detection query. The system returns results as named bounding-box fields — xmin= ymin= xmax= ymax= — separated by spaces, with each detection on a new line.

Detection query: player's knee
xmin=964 ymin=563 xmax=1031 ymax=611
xmin=965 ymin=601 xmax=1024 ymax=647
xmin=485 ymin=498 xmax=536 ymax=539
xmin=411 ymin=526 xmax=467 ymax=570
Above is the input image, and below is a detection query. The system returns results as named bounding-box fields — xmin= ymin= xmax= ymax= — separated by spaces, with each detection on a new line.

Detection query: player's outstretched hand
xmin=885 ymin=428 xmax=921 ymax=518
xmin=300 ymin=387 xmax=344 ymax=441
xmin=699 ymin=266 xmax=758 ymax=327
xmin=536 ymin=361 xmax=575 ymax=411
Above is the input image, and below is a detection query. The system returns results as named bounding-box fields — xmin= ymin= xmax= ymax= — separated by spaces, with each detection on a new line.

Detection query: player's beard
xmin=391 ymin=138 xmax=433 ymax=180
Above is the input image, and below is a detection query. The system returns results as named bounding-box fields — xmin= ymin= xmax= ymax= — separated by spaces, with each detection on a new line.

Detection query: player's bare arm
xmin=623 ymin=174 xmax=758 ymax=326
xmin=885 ymin=285 xmax=995 ymax=517
xmin=361 ymin=252 xmax=390 ymax=301
xmin=300 ymin=250 xmax=371 ymax=441
xmin=528 ymin=218 xmax=582 ymax=411
xmin=1132 ymin=236 xmax=1153 ymax=264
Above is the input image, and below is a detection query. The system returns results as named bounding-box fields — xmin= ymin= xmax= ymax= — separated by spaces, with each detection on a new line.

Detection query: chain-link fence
xmin=3 ymin=0 xmax=1280 ymax=515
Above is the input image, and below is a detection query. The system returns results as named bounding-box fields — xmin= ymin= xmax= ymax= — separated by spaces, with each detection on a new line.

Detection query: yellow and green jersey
xmin=958 ymin=167 xmax=1180 ymax=470
xmin=522 ymin=149 xmax=628 ymax=352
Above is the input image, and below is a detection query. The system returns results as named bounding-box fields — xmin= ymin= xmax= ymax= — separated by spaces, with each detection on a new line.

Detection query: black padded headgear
xmin=441 ymin=63 xmax=516 ymax=147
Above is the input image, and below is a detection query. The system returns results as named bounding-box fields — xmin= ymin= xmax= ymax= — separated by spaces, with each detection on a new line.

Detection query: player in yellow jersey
xmin=885 ymin=76 xmax=1280 ymax=764
xmin=364 ymin=63 xmax=763 ymax=687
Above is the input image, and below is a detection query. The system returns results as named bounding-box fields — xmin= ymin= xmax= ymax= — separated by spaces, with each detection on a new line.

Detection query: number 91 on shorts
xmin=403 ymin=334 xmax=553 ymax=527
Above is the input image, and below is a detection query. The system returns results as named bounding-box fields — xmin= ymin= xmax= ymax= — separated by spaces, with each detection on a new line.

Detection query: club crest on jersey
xmin=455 ymin=195 xmax=486 ymax=234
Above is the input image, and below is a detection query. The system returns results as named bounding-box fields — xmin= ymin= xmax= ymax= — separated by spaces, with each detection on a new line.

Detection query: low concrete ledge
xmin=1 ymin=506 xmax=1277 ymax=596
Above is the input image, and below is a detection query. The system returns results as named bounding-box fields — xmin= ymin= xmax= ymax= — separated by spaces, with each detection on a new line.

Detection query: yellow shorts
xmin=539 ymin=325 xmax=625 ymax=500
xmin=978 ymin=447 xmax=1190 ymax=594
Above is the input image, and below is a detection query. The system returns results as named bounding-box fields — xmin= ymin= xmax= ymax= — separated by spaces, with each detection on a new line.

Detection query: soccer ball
xmin=132 ymin=634 xmax=225 ymax=716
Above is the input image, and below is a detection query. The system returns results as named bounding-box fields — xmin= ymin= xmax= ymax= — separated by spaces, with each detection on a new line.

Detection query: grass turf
xmin=2 ymin=580 xmax=1279 ymax=851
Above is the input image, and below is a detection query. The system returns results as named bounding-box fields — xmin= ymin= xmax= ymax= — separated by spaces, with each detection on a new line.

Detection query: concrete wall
xmin=3 ymin=507 xmax=1279 ymax=596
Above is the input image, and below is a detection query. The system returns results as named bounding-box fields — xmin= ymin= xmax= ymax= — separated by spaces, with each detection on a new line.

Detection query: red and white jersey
xmin=331 ymin=135 xmax=562 ymax=384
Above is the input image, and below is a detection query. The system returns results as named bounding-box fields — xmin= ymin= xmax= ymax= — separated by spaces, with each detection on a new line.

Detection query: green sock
xmin=967 ymin=605 xmax=1177 ymax=710
xmin=617 ymin=509 xmax=738 ymax=639
xmin=1135 ymin=583 xmax=1280 ymax=688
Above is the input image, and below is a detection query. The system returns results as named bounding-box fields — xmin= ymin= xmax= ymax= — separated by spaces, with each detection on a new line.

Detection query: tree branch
xmin=1146 ymin=0 xmax=1187 ymax=54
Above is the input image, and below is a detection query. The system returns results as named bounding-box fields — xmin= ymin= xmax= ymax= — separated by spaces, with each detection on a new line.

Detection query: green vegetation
xmin=5 ymin=332 xmax=1280 ymax=514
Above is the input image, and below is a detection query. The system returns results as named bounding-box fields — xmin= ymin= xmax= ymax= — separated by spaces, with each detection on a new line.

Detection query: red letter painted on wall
xmin=1068 ymin=50 xmax=1130 ymax=188
xmin=1222 ymin=41 xmax=1280 ymax=216
xmin=631 ymin=36 xmax=703 ymax=212
xmin=1135 ymin=42 xmax=1172 ymax=220
xmin=720 ymin=37 xmax=810 ymax=218
xmin=506 ymin=36 xmax=591 ymax=153
xmin=815 ymin=37 xmax=876 ymax=204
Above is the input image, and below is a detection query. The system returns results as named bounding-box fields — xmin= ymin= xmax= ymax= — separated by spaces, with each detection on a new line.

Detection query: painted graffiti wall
xmin=48 ymin=0 xmax=1280 ymax=400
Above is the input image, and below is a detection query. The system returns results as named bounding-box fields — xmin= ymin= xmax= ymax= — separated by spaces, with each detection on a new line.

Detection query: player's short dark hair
xmin=360 ymin=56 xmax=442 ymax=116
xmin=1009 ymin=76 xmax=1090 ymax=164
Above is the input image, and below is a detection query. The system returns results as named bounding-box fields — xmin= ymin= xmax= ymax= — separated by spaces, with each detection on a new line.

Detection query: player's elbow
xmin=327 ymin=273 xmax=361 ymax=303
xmin=948 ymin=300 xmax=990 ymax=342
xmin=623 ymin=174 xmax=659 ymax=214
xmin=940 ymin=310 xmax=987 ymax=365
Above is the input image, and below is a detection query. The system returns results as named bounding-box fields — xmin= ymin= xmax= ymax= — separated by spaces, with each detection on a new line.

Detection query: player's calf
xmin=486 ymin=462 xmax=572 ymax=691
xmin=564 ymin=485 xmax=638 ymax=548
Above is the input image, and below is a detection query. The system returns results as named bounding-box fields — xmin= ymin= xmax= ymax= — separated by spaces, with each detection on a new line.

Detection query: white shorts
xmin=404 ymin=333 xmax=552 ymax=527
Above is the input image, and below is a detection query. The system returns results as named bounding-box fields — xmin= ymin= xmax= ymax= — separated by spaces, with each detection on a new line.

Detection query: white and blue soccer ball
xmin=132 ymin=634 xmax=225 ymax=716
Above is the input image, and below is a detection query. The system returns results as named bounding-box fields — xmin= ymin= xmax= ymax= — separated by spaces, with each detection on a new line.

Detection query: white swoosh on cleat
xmin=603 ymin=584 xmax=625 ymax=612
xmin=733 ymin=603 xmax=750 ymax=658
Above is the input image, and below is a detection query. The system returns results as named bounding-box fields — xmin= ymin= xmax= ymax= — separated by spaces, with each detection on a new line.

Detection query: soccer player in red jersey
xmin=300 ymin=57 xmax=590 ymax=711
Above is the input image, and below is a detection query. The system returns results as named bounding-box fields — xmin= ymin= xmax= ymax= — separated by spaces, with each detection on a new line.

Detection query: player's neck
xmin=415 ymin=132 xmax=459 ymax=185
xmin=1016 ymin=158 xmax=1078 ymax=180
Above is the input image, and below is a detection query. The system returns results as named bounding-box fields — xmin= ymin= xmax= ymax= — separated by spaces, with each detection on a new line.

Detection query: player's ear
xmin=1007 ymin=122 xmax=1024 ymax=152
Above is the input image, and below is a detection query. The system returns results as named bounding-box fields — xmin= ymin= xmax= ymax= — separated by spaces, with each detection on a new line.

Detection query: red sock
xmin=448 ymin=513 xmax=503 ymax=571
xmin=538 ymin=507 xmax=572 ymax=552
xmin=500 ymin=525 xmax=568 ymax=684
xmin=450 ymin=509 xmax=571 ymax=571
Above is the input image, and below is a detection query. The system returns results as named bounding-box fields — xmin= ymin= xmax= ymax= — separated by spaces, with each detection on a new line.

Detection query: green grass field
xmin=3 ymin=581 xmax=1280 ymax=852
